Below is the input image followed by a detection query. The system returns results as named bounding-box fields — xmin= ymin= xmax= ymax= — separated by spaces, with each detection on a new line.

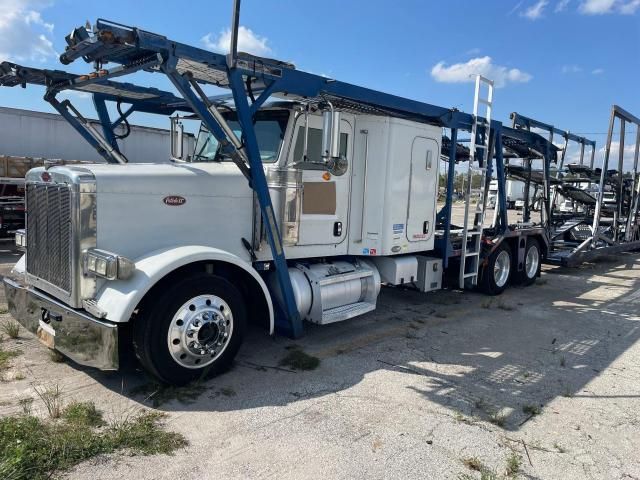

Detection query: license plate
xmin=36 ymin=320 xmax=56 ymax=349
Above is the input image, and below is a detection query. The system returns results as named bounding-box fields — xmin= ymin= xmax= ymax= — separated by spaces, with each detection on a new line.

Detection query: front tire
xmin=133 ymin=273 xmax=246 ymax=385
xmin=479 ymin=243 xmax=512 ymax=295
xmin=514 ymin=237 xmax=541 ymax=286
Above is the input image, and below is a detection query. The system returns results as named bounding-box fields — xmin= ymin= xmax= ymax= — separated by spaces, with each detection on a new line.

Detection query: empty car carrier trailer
xmin=1 ymin=2 xmax=639 ymax=385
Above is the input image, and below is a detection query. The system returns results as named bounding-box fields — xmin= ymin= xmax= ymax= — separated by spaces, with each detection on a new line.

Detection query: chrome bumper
xmin=3 ymin=276 xmax=119 ymax=370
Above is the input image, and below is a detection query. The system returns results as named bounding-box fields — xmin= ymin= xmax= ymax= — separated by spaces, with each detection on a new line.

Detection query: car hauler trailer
xmin=0 ymin=4 xmax=631 ymax=384
xmin=510 ymin=109 xmax=640 ymax=266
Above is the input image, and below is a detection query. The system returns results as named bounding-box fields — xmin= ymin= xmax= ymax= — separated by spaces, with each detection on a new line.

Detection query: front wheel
xmin=479 ymin=243 xmax=512 ymax=295
xmin=133 ymin=273 xmax=246 ymax=385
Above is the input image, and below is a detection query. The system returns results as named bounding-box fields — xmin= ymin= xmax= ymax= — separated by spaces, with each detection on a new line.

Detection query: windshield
xmin=192 ymin=110 xmax=290 ymax=163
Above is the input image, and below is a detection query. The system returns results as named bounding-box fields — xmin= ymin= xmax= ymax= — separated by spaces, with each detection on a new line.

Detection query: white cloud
xmin=561 ymin=64 xmax=583 ymax=73
xmin=599 ymin=141 xmax=639 ymax=172
xmin=592 ymin=68 xmax=605 ymax=74
xmin=521 ymin=0 xmax=549 ymax=19
xmin=0 ymin=0 xmax=56 ymax=62
xmin=555 ymin=0 xmax=571 ymax=11
xmin=201 ymin=26 xmax=271 ymax=56
xmin=430 ymin=56 xmax=532 ymax=88
xmin=508 ymin=1 xmax=525 ymax=16
xmin=579 ymin=0 xmax=640 ymax=14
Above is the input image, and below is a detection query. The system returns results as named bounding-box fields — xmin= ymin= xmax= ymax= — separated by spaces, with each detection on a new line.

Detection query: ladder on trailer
xmin=459 ymin=75 xmax=494 ymax=288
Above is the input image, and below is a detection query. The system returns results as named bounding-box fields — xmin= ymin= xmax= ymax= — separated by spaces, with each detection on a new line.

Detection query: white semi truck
xmin=1 ymin=15 xmax=552 ymax=385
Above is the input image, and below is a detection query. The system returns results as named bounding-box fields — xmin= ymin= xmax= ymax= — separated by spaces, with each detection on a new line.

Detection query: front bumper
xmin=3 ymin=276 xmax=119 ymax=370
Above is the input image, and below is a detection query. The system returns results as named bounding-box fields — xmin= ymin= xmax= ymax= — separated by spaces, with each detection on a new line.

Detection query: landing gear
xmin=133 ymin=273 xmax=246 ymax=385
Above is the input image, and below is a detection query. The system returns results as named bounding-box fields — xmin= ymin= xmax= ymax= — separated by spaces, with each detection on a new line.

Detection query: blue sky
xmin=0 ymin=0 xmax=638 ymax=161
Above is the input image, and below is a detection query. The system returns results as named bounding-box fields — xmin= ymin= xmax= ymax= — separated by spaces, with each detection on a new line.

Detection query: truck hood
xmin=71 ymin=162 xmax=252 ymax=198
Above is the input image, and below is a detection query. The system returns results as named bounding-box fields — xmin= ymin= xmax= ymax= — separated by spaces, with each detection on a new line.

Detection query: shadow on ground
xmin=65 ymin=253 xmax=640 ymax=431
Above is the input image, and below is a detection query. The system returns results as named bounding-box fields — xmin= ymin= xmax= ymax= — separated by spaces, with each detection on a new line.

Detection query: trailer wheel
xmin=514 ymin=237 xmax=541 ymax=286
xmin=133 ymin=273 xmax=246 ymax=385
xmin=479 ymin=243 xmax=512 ymax=295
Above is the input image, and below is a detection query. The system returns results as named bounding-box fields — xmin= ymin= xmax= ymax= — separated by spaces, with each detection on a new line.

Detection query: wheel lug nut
xmin=202 ymin=313 xmax=210 ymax=321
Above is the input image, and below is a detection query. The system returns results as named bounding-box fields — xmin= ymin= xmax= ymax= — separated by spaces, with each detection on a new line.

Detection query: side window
xmin=292 ymin=126 xmax=348 ymax=164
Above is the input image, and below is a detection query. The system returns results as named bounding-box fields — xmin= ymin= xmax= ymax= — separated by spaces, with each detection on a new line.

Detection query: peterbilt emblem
xmin=163 ymin=196 xmax=186 ymax=206
xmin=41 ymin=171 xmax=52 ymax=182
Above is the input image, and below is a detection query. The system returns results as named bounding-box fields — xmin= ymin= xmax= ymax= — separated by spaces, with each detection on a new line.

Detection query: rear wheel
xmin=479 ymin=242 xmax=512 ymax=295
xmin=514 ymin=237 xmax=541 ymax=286
xmin=133 ymin=273 xmax=246 ymax=385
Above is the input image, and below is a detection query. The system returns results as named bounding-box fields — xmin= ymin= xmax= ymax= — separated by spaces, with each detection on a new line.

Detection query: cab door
xmin=288 ymin=113 xmax=353 ymax=246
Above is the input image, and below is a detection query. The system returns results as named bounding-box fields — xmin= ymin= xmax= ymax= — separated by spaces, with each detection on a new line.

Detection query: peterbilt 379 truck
xmin=0 ymin=14 xmax=554 ymax=385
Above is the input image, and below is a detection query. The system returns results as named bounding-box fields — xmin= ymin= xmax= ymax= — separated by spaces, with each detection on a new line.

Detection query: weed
xmin=496 ymin=302 xmax=514 ymax=311
xmin=34 ymin=384 xmax=63 ymax=419
xmin=14 ymin=372 xmax=25 ymax=381
xmin=219 ymin=387 xmax=236 ymax=397
xmin=0 ymin=407 xmax=186 ymax=480
xmin=63 ymin=401 xmax=105 ymax=427
xmin=0 ymin=307 xmax=8 ymax=315
xmin=0 ymin=320 xmax=19 ymax=339
xmin=434 ymin=312 xmax=448 ymax=319
xmin=535 ymin=278 xmax=547 ymax=285
xmin=562 ymin=388 xmax=573 ymax=398
xmin=18 ymin=397 xmax=33 ymax=415
xmin=522 ymin=371 xmax=530 ymax=379
xmin=279 ymin=347 xmax=320 ymax=371
xmin=560 ymin=356 xmax=566 ymax=367
xmin=489 ymin=410 xmax=507 ymax=428
xmin=481 ymin=300 xmax=493 ymax=309
xmin=554 ymin=442 xmax=567 ymax=453
xmin=48 ymin=350 xmax=65 ymax=363
xmin=0 ymin=347 xmax=22 ymax=371
xmin=522 ymin=404 xmax=542 ymax=416
xmin=462 ymin=456 xmax=484 ymax=471
xmin=505 ymin=452 xmax=521 ymax=477
xmin=474 ymin=397 xmax=487 ymax=410
xmin=129 ymin=381 xmax=208 ymax=408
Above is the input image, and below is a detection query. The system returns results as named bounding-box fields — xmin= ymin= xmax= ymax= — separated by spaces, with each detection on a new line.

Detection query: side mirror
xmin=170 ymin=116 xmax=185 ymax=161
xmin=321 ymin=110 xmax=342 ymax=160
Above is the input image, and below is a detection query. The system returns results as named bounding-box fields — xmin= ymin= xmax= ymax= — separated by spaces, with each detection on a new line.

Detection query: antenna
xmin=229 ymin=0 xmax=241 ymax=68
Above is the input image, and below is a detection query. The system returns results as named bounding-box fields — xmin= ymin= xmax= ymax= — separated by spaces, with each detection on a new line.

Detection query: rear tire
xmin=133 ymin=273 xmax=246 ymax=385
xmin=514 ymin=237 xmax=541 ymax=286
xmin=479 ymin=242 xmax=512 ymax=295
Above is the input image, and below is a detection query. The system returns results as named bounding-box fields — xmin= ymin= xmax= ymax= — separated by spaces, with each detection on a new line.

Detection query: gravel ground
xmin=0 ymin=247 xmax=638 ymax=479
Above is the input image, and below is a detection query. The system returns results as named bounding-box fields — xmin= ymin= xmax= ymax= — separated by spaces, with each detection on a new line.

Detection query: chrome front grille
xmin=26 ymin=183 xmax=73 ymax=293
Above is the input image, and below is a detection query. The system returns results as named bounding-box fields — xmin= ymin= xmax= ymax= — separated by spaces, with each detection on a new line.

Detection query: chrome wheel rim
xmin=525 ymin=245 xmax=540 ymax=279
xmin=493 ymin=250 xmax=511 ymax=288
xmin=167 ymin=294 xmax=233 ymax=369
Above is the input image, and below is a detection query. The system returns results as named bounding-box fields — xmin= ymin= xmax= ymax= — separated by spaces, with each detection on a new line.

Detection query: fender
xmin=94 ymin=245 xmax=274 ymax=334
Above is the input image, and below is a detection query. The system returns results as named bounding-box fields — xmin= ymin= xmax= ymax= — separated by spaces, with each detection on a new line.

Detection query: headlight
xmin=83 ymin=248 xmax=135 ymax=280
xmin=15 ymin=229 xmax=26 ymax=250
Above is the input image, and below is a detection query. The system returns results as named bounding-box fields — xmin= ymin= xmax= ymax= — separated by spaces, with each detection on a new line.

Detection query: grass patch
xmin=481 ymin=300 xmax=493 ymax=309
xmin=522 ymin=404 xmax=542 ymax=416
xmin=505 ymin=452 xmax=521 ymax=477
xmin=48 ymin=350 xmax=65 ymax=363
xmin=129 ymin=381 xmax=208 ymax=408
xmin=63 ymin=401 xmax=105 ymax=427
xmin=0 ymin=321 xmax=20 ymax=339
xmin=279 ymin=347 xmax=320 ymax=371
xmin=0 ymin=348 xmax=22 ymax=371
xmin=0 ymin=403 xmax=187 ymax=480
xmin=0 ymin=307 xmax=9 ymax=315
